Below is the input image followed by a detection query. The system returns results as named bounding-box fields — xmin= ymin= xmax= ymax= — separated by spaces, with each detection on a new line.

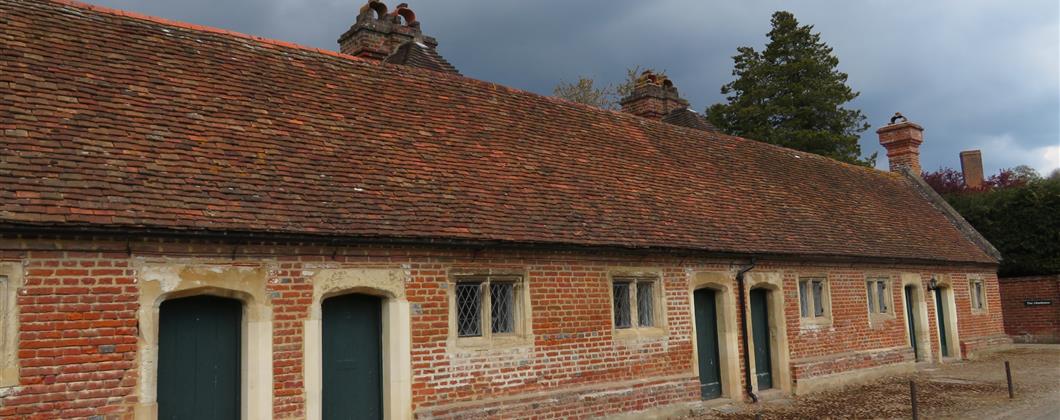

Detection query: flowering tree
xmin=921 ymin=165 xmax=1040 ymax=195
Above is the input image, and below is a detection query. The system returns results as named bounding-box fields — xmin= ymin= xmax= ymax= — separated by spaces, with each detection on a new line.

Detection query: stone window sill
xmin=613 ymin=326 xmax=668 ymax=341
xmin=452 ymin=334 xmax=533 ymax=351
xmin=800 ymin=317 xmax=832 ymax=329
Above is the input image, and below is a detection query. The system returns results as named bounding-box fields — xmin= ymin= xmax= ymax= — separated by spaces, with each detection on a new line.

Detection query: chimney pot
xmin=339 ymin=1 xmax=433 ymax=61
xmin=960 ymin=150 xmax=985 ymax=189
xmin=876 ymin=114 xmax=924 ymax=174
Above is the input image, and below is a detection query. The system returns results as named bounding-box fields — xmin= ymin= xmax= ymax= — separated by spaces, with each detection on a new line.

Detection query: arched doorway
xmin=933 ymin=285 xmax=960 ymax=359
xmin=749 ymin=288 xmax=773 ymax=390
xmin=693 ymin=288 xmax=723 ymax=399
xmin=322 ymin=293 xmax=384 ymax=420
xmin=158 ymin=295 xmax=242 ymax=420
xmin=904 ymin=285 xmax=920 ymax=359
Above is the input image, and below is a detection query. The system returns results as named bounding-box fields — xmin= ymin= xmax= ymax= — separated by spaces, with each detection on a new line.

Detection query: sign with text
xmin=1024 ymin=299 xmax=1053 ymax=306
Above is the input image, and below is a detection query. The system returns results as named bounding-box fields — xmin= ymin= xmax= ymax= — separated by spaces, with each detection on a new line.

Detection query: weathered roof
xmin=662 ymin=108 xmax=718 ymax=132
xmin=0 ymin=0 xmax=996 ymax=264
xmin=384 ymin=41 xmax=460 ymax=75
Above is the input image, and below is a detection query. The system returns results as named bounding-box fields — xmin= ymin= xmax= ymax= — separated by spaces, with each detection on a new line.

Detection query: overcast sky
xmin=86 ymin=0 xmax=1060 ymax=175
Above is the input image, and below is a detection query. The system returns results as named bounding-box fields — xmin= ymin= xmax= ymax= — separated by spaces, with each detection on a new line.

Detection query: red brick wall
xmin=0 ymin=237 xmax=1006 ymax=419
xmin=1 ymin=251 xmax=138 ymax=419
xmin=999 ymin=275 xmax=1060 ymax=343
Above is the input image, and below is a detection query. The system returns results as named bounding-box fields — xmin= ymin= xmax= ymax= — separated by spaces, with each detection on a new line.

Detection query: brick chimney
xmin=876 ymin=113 xmax=924 ymax=174
xmin=960 ymin=150 xmax=985 ymax=189
xmin=619 ymin=71 xmax=689 ymax=120
xmin=338 ymin=1 xmax=434 ymax=60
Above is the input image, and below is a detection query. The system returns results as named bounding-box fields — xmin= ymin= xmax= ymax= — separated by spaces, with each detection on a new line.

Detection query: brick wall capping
xmin=875 ymin=121 xmax=924 ymax=135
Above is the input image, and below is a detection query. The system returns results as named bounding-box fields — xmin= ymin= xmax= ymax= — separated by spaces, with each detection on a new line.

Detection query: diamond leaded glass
xmin=877 ymin=280 xmax=887 ymax=312
xmin=456 ymin=282 xmax=482 ymax=337
xmin=613 ymin=282 xmax=631 ymax=328
xmin=490 ymin=282 xmax=515 ymax=334
xmin=637 ymin=281 xmax=654 ymax=327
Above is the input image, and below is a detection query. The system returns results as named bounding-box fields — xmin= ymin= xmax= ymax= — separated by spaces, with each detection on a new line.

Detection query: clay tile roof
xmin=0 ymin=0 xmax=997 ymax=264
xmin=662 ymin=108 xmax=718 ymax=132
xmin=384 ymin=41 xmax=460 ymax=75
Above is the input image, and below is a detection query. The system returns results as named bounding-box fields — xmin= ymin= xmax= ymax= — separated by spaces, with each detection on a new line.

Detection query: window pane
xmin=490 ymin=282 xmax=515 ymax=333
xmin=613 ymin=282 xmax=631 ymax=329
xmin=877 ymin=281 xmax=888 ymax=313
xmin=456 ymin=283 xmax=482 ymax=337
xmin=812 ymin=280 xmax=825 ymax=317
xmin=974 ymin=282 xmax=984 ymax=309
xmin=799 ymin=280 xmax=809 ymax=317
xmin=637 ymin=282 xmax=654 ymax=327
xmin=866 ymin=281 xmax=875 ymax=313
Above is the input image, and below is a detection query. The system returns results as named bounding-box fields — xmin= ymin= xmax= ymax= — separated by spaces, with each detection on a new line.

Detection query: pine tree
xmin=707 ymin=11 xmax=874 ymax=166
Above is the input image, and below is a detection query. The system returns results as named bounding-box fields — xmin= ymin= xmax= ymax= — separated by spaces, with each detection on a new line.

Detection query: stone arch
xmin=304 ymin=268 xmax=411 ymax=420
xmin=743 ymin=271 xmax=793 ymax=394
xmin=900 ymin=273 xmax=933 ymax=362
xmin=689 ymin=271 xmax=742 ymax=399
xmin=134 ymin=263 xmax=273 ymax=420
xmin=930 ymin=275 xmax=962 ymax=360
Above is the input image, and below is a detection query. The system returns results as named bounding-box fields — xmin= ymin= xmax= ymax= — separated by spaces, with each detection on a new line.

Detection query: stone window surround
xmin=796 ymin=274 xmax=832 ymax=327
xmin=134 ymin=262 xmax=273 ymax=420
xmin=446 ymin=268 xmax=533 ymax=350
xmin=865 ymin=274 xmax=897 ymax=326
xmin=0 ymin=262 xmax=22 ymax=388
xmin=689 ymin=271 xmax=742 ymax=400
xmin=968 ymin=276 xmax=987 ymax=314
xmin=607 ymin=267 xmax=668 ymax=340
xmin=303 ymin=268 xmax=412 ymax=420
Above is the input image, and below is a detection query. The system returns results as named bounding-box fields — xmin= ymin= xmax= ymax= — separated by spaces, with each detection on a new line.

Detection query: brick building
xmin=0 ymin=0 xmax=1010 ymax=418
xmin=998 ymin=275 xmax=1060 ymax=343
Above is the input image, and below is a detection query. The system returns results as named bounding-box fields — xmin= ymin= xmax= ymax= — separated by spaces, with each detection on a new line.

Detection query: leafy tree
xmin=945 ymin=177 xmax=1060 ymax=277
xmin=922 ymin=167 xmax=967 ymax=194
xmin=922 ymin=166 xmax=1041 ymax=194
xmin=707 ymin=11 xmax=874 ymax=166
xmin=552 ymin=76 xmax=612 ymax=109
xmin=1008 ymin=165 xmax=1042 ymax=183
xmin=553 ymin=66 xmax=664 ymax=110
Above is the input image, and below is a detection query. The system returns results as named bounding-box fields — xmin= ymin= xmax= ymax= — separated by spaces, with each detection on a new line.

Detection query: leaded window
xmin=490 ymin=282 xmax=515 ymax=333
xmin=866 ymin=278 xmax=891 ymax=315
xmin=613 ymin=277 xmax=660 ymax=330
xmin=798 ymin=277 xmax=829 ymax=320
xmin=969 ymin=279 xmax=986 ymax=312
xmin=454 ymin=276 xmax=523 ymax=340
xmin=636 ymin=281 xmax=654 ymax=327
xmin=456 ymin=282 xmax=482 ymax=337
xmin=613 ymin=281 xmax=632 ymax=329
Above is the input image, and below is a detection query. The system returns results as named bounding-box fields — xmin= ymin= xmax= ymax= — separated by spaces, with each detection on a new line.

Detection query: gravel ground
xmin=688 ymin=345 xmax=1060 ymax=420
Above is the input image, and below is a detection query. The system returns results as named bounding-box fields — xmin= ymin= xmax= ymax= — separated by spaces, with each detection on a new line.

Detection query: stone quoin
xmin=0 ymin=0 xmax=1010 ymax=418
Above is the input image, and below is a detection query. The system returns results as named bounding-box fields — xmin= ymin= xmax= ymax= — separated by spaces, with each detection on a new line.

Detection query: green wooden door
xmin=322 ymin=294 xmax=383 ymax=420
xmin=904 ymin=286 xmax=918 ymax=359
xmin=750 ymin=289 xmax=773 ymax=390
xmin=158 ymin=295 xmax=242 ymax=420
xmin=935 ymin=289 xmax=949 ymax=357
xmin=694 ymin=289 xmax=723 ymax=399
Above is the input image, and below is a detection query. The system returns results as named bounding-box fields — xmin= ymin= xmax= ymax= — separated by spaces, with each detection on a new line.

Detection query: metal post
xmin=910 ymin=380 xmax=919 ymax=420
xmin=1005 ymin=361 xmax=1014 ymax=399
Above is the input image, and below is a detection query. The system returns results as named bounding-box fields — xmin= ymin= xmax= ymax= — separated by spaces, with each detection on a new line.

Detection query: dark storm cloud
xmin=87 ymin=0 xmax=1060 ymax=175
